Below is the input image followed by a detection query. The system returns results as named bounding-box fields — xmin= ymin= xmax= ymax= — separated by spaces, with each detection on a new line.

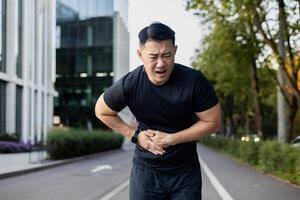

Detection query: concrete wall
xmin=0 ymin=0 xmax=57 ymax=144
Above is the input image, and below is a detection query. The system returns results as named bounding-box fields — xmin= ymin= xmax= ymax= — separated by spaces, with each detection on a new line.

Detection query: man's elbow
xmin=94 ymin=94 xmax=117 ymax=121
xmin=95 ymin=104 xmax=103 ymax=121
xmin=95 ymin=95 xmax=105 ymax=120
xmin=95 ymin=110 xmax=102 ymax=121
xmin=214 ymin=115 xmax=222 ymax=132
xmin=214 ymin=121 xmax=222 ymax=132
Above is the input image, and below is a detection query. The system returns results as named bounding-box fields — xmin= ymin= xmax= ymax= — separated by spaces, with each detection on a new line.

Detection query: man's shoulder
xmin=118 ymin=65 xmax=142 ymax=82
xmin=119 ymin=65 xmax=144 ymax=90
xmin=173 ymin=63 xmax=203 ymax=80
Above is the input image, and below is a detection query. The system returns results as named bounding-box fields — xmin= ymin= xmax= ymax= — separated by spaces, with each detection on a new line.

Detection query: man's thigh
xmin=129 ymin=165 xmax=167 ymax=200
xmin=167 ymin=165 xmax=202 ymax=200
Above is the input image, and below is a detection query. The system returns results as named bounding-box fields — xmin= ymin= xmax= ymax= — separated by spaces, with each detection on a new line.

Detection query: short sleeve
xmin=103 ymin=78 xmax=126 ymax=112
xmin=193 ymin=72 xmax=219 ymax=112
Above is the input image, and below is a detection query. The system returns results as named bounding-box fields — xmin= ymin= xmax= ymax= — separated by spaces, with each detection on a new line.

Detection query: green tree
xmin=187 ymin=0 xmax=266 ymax=138
xmin=186 ymin=0 xmax=300 ymax=142
xmin=252 ymin=0 xmax=300 ymax=142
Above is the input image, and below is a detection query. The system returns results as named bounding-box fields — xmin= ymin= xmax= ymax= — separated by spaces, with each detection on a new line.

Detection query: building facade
xmin=55 ymin=0 xmax=129 ymax=128
xmin=0 ymin=0 xmax=56 ymax=144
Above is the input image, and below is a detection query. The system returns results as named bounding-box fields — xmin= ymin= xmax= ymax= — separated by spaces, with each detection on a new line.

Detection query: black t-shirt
xmin=104 ymin=63 xmax=218 ymax=172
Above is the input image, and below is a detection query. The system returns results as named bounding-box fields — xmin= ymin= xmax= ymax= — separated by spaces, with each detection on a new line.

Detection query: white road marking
xmin=98 ymin=179 xmax=130 ymax=200
xmin=91 ymin=165 xmax=112 ymax=173
xmin=94 ymin=157 xmax=233 ymax=200
xmin=199 ymin=156 xmax=234 ymax=200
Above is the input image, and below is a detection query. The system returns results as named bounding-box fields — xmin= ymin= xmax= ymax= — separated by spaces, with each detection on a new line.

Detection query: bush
xmin=238 ymin=141 xmax=260 ymax=165
xmin=223 ymin=139 xmax=240 ymax=156
xmin=0 ymin=133 xmax=19 ymax=142
xmin=47 ymin=128 xmax=124 ymax=160
xmin=294 ymin=147 xmax=300 ymax=184
xmin=272 ymin=144 xmax=299 ymax=184
xmin=201 ymin=135 xmax=226 ymax=149
xmin=0 ymin=141 xmax=31 ymax=153
xmin=258 ymin=140 xmax=282 ymax=172
xmin=200 ymin=135 xmax=240 ymax=156
xmin=200 ymin=135 xmax=300 ymax=186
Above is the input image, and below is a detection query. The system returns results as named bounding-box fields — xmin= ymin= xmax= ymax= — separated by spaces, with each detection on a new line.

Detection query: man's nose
xmin=156 ymin=57 xmax=165 ymax=67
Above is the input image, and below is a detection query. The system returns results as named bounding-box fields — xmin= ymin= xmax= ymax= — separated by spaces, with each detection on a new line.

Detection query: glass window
xmin=16 ymin=86 xmax=22 ymax=135
xmin=92 ymin=47 xmax=113 ymax=73
xmin=55 ymin=0 xmax=116 ymax=128
xmin=16 ymin=0 xmax=22 ymax=78
xmin=56 ymin=0 xmax=79 ymax=23
xmin=0 ymin=80 xmax=5 ymax=133
xmin=60 ymin=22 xmax=85 ymax=48
xmin=56 ymin=49 xmax=73 ymax=75
xmin=56 ymin=26 xmax=61 ymax=48
xmin=75 ymin=51 xmax=87 ymax=74
xmin=93 ymin=18 xmax=113 ymax=46
xmin=76 ymin=22 xmax=87 ymax=47
xmin=0 ymin=0 xmax=6 ymax=72
xmin=78 ymin=0 xmax=88 ymax=20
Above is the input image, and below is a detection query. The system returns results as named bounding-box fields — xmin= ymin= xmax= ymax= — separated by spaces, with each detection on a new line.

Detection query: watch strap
xmin=131 ymin=129 xmax=139 ymax=144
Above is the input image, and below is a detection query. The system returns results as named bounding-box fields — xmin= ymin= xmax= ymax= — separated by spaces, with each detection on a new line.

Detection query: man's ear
xmin=137 ymin=48 xmax=143 ymax=59
xmin=174 ymin=45 xmax=178 ymax=55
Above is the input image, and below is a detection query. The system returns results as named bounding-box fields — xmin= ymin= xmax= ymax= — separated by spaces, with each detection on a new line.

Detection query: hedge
xmin=47 ymin=128 xmax=124 ymax=160
xmin=200 ymin=135 xmax=300 ymax=186
xmin=0 ymin=133 xmax=19 ymax=142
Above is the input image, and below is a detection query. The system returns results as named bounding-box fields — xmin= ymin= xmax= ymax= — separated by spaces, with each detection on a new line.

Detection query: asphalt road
xmin=0 ymin=143 xmax=299 ymax=200
xmin=197 ymin=144 xmax=300 ymax=200
xmin=0 ymin=148 xmax=133 ymax=200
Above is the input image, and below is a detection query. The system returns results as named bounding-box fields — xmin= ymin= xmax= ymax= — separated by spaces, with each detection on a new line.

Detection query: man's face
xmin=137 ymin=39 xmax=177 ymax=86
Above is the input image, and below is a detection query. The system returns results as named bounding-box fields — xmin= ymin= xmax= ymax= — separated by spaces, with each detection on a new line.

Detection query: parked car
xmin=291 ymin=136 xmax=300 ymax=148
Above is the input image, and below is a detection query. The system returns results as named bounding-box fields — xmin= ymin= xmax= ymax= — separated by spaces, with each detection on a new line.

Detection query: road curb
xmin=0 ymin=149 xmax=123 ymax=180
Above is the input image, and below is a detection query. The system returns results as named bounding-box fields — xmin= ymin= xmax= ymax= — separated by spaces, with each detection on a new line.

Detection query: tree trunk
xmin=225 ymin=95 xmax=235 ymax=138
xmin=277 ymin=75 xmax=288 ymax=143
xmin=277 ymin=0 xmax=288 ymax=143
xmin=287 ymin=96 xmax=298 ymax=142
xmin=249 ymin=59 xmax=264 ymax=138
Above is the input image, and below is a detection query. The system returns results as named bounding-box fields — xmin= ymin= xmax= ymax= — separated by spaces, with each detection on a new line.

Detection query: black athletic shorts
xmin=129 ymin=164 xmax=202 ymax=200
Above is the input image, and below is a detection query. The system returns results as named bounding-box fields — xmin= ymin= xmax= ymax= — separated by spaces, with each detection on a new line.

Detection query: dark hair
xmin=138 ymin=22 xmax=175 ymax=45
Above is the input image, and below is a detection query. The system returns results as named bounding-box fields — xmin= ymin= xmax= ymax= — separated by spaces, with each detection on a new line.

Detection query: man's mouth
xmin=155 ymin=69 xmax=167 ymax=75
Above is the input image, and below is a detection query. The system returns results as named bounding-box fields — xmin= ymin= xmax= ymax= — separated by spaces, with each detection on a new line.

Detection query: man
xmin=95 ymin=22 xmax=221 ymax=200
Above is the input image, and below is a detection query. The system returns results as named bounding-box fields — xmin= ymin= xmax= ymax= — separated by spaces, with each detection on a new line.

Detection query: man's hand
xmin=148 ymin=130 xmax=175 ymax=148
xmin=137 ymin=131 xmax=166 ymax=155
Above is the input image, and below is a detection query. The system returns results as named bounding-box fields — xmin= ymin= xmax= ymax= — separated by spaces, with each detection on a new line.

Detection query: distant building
xmin=0 ymin=0 xmax=56 ymax=143
xmin=55 ymin=0 xmax=129 ymax=128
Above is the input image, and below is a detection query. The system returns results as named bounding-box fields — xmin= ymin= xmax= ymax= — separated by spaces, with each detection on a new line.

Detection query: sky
xmin=128 ymin=0 xmax=204 ymax=70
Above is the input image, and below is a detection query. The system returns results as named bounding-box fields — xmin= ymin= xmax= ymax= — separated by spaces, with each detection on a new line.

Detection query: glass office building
xmin=0 ymin=0 xmax=56 ymax=144
xmin=55 ymin=0 xmax=129 ymax=128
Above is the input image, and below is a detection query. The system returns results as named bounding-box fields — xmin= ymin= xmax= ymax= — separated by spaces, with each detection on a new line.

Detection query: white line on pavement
xmin=98 ymin=179 xmax=130 ymax=200
xmin=91 ymin=165 xmax=112 ymax=173
xmin=199 ymin=156 xmax=234 ymax=200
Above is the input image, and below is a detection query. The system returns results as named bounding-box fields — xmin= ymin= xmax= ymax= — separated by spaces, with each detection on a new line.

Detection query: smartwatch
xmin=131 ymin=129 xmax=139 ymax=144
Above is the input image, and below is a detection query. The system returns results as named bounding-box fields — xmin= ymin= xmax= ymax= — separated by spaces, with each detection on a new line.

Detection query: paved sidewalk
xmin=0 ymin=139 xmax=133 ymax=179
xmin=0 ymin=151 xmax=70 ymax=179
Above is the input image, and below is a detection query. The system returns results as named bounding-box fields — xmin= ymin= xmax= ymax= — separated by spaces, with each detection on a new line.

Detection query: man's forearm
xmin=150 ymin=103 xmax=221 ymax=147
xmin=172 ymin=103 xmax=221 ymax=145
xmin=98 ymin=114 xmax=134 ymax=139
xmin=150 ymin=120 xmax=220 ymax=147
xmin=171 ymin=120 xmax=220 ymax=145
xmin=95 ymin=94 xmax=135 ymax=139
